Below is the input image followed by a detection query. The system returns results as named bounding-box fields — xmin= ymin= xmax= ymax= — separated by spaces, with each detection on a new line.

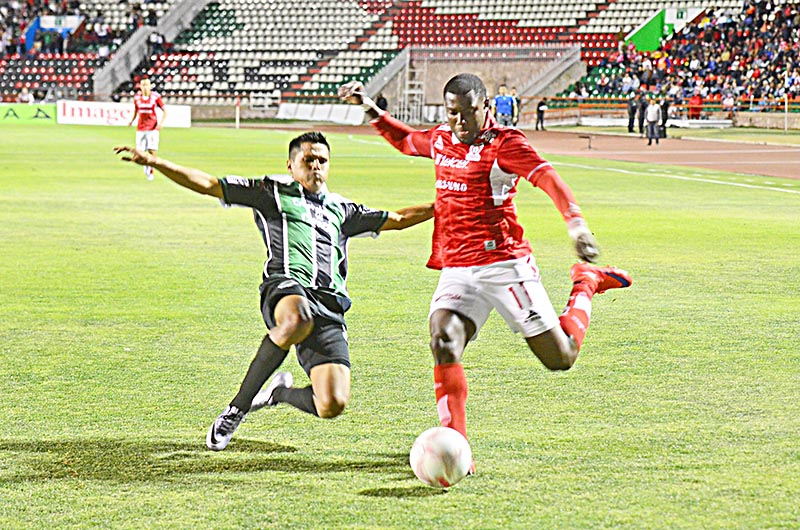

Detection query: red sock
xmin=433 ymin=363 xmax=468 ymax=440
xmin=559 ymin=281 xmax=595 ymax=350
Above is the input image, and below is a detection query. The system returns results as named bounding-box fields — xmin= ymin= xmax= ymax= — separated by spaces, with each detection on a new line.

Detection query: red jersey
xmin=371 ymin=112 xmax=583 ymax=269
xmin=133 ymin=91 xmax=165 ymax=131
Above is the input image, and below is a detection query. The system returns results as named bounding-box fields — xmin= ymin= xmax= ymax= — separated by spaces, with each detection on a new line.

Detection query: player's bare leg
xmin=207 ymin=294 xmax=313 ymax=450
xmin=525 ymin=327 xmax=578 ymax=370
xmin=429 ymin=309 xmax=477 ymax=473
xmin=308 ymin=363 xmax=351 ymax=418
xmin=257 ymin=295 xmax=352 ymax=418
xmin=256 ymin=362 xmax=350 ymax=418
xmin=429 ymin=309 xmax=472 ymax=439
xmin=235 ymin=294 xmax=313 ymax=412
xmin=526 ymin=263 xmax=632 ymax=371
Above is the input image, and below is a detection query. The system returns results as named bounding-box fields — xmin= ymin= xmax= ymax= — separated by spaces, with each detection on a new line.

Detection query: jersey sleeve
xmin=155 ymin=94 xmax=165 ymax=109
xmin=370 ymin=113 xmax=434 ymax=159
xmin=340 ymin=201 xmax=390 ymax=237
xmin=498 ymin=132 xmax=583 ymax=222
xmin=218 ymin=176 xmax=277 ymax=215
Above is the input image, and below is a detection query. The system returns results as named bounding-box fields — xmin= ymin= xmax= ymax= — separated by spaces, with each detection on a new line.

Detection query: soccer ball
xmin=409 ymin=427 xmax=472 ymax=488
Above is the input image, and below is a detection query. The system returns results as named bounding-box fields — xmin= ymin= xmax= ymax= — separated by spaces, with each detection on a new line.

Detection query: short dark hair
xmin=443 ymin=73 xmax=487 ymax=100
xmin=288 ymin=131 xmax=330 ymax=159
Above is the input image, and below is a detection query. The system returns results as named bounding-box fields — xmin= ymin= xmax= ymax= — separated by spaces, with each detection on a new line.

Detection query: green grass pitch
xmin=1 ymin=123 xmax=798 ymax=529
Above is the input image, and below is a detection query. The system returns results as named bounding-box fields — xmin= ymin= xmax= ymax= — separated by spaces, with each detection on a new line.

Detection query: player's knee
xmin=541 ymin=348 xmax=577 ymax=371
xmin=430 ymin=333 xmax=462 ymax=364
xmin=316 ymin=396 xmax=347 ymax=419
xmin=273 ymin=314 xmax=313 ymax=346
xmin=543 ymin=355 xmax=575 ymax=371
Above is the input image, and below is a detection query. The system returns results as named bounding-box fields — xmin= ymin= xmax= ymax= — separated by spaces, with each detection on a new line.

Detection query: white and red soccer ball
xmin=409 ymin=427 xmax=472 ymax=488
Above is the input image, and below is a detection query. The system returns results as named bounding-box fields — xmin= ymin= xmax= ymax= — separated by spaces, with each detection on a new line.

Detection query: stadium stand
xmin=113 ymin=0 xmax=400 ymax=105
xmin=578 ymin=0 xmax=741 ymax=34
xmin=3 ymin=0 xmax=795 ymax=117
xmin=558 ymin=1 xmax=799 ymax=117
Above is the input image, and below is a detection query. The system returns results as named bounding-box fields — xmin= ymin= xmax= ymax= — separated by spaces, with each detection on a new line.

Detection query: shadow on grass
xmin=359 ymin=486 xmax=446 ymax=498
xmin=0 ymin=439 xmax=410 ymax=484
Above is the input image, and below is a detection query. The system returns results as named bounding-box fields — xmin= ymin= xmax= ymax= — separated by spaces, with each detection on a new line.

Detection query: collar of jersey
xmin=267 ymin=173 xmax=329 ymax=201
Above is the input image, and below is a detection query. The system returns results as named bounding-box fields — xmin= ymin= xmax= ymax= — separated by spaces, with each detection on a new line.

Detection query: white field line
xmin=557 ymin=162 xmax=800 ymax=194
xmin=345 ymin=135 xmax=798 ymax=194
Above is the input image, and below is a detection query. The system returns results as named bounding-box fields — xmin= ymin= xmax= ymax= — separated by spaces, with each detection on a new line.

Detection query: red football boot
xmin=570 ymin=263 xmax=632 ymax=294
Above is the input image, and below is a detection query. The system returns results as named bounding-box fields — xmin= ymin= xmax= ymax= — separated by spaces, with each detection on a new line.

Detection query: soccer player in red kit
xmin=339 ymin=74 xmax=632 ymax=471
xmin=128 ymin=78 xmax=167 ymax=180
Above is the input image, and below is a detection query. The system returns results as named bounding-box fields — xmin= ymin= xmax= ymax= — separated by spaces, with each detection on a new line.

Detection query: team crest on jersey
xmin=433 ymin=136 xmax=444 ymax=150
xmin=478 ymin=130 xmax=498 ymax=144
xmin=465 ymin=144 xmax=484 ymax=162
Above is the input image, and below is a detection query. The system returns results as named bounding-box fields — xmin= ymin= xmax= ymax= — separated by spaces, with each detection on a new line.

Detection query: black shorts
xmin=259 ymin=276 xmax=350 ymax=375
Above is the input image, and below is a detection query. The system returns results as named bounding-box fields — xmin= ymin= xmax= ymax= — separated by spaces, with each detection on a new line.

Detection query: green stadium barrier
xmin=0 ymin=103 xmax=57 ymax=124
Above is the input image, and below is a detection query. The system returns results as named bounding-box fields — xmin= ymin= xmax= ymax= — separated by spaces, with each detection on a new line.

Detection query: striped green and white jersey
xmin=219 ymin=174 xmax=388 ymax=306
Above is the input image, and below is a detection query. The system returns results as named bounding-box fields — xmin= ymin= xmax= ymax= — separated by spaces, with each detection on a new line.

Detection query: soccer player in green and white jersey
xmin=115 ymin=132 xmax=433 ymax=450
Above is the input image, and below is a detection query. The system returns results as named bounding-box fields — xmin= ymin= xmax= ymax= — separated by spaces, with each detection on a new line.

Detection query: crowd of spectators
xmin=1 ymin=0 xmax=81 ymax=58
xmin=3 ymin=0 xmax=799 ymax=113
xmin=589 ymin=0 xmax=800 ymax=114
xmin=1 ymin=0 xmax=160 ymax=60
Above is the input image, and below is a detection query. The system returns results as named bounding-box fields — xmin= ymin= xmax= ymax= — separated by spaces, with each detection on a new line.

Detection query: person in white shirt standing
xmin=645 ymin=96 xmax=662 ymax=146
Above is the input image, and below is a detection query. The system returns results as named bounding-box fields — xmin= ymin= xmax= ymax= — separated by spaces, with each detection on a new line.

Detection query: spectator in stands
xmin=687 ymin=90 xmax=703 ymax=119
xmin=645 ymin=96 xmax=662 ymax=146
xmin=615 ymin=27 xmax=626 ymax=52
xmin=26 ymin=39 xmax=40 ymax=57
xmin=16 ymin=86 xmax=33 ymax=104
xmin=722 ymin=92 xmax=736 ymax=119
xmin=491 ymin=83 xmax=517 ymax=127
xmin=621 ymin=71 xmax=633 ymax=94
xmin=0 ymin=28 xmax=8 ymax=58
xmin=535 ymin=97 xmax=547 ymax=131
xmin=148 ymin=31 xmax=164 ymax=57
xmin=640 ymin=53 xmax=653 ymax=85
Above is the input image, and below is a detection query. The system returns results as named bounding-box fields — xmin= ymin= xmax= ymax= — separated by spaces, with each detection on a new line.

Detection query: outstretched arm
xmin=380 ymin=202 xmax=434 ymax=231
xmin=339 ymin=80 xmax=431 ymax=157
xmin=338 ymin=80 xmax=383 ymax=120
xmin=532 ymin=167 xmax=600 ymax=263
xmin=114 ymin=146 xmax=222 ymax=198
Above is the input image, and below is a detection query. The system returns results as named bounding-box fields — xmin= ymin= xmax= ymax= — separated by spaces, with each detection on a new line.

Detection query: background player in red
xmin=339 ymin=74 xmax=632 ymax=471
xmin=128 ymin=77 xmax=167 ymax=181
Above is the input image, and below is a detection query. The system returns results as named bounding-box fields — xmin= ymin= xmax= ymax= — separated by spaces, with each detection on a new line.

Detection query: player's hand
xmin=568 ymin=218 xmax=600 ymax=263
xmin=338 ymin=80 xmax=366 ymax=105
xmin=575 ymin=232 xmax=600 ymax=263
xmin=114 ymin=145 xmax=152 ymax=166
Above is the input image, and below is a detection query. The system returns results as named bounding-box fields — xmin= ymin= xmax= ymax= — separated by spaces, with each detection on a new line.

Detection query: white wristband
xmin=567 ymin=217 xmax=591 ymax=241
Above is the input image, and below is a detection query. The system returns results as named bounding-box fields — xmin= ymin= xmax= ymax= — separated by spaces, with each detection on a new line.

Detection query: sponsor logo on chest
xmin=294 ymin=198 xmax=336 ymax=235
xmin=434 ymin=153 xmax=471 ymax=169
